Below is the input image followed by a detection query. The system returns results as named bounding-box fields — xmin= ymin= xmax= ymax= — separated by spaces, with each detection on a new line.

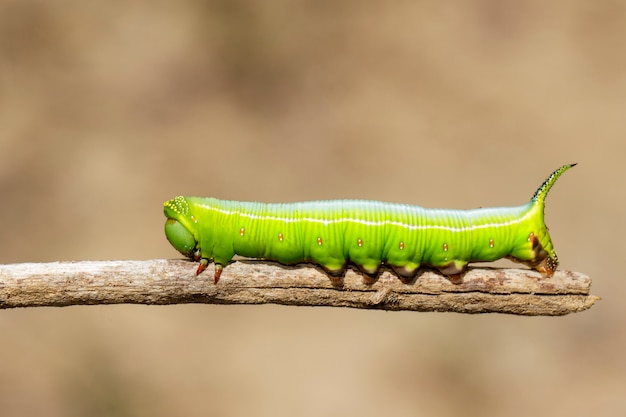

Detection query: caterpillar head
xmin=163 ymin=196 xmax=200 ymax=259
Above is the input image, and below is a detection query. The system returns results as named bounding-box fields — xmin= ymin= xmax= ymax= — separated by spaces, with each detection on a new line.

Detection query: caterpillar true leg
xmin=195 ymin=259 xmax=223 ymax=283
xmin=213 ymin=264 xmax=223 ymax=284
xmin=196 ymin=258 xmax=209 ymax=276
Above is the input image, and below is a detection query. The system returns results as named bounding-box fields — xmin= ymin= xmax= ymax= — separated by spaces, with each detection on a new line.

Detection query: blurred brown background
xmin=0 ymin=0 xmax=624 ymax=416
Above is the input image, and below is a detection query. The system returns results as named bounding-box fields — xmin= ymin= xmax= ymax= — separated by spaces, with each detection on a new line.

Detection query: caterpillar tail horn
xmin=531 ymin=163 xmax=577 ymax=205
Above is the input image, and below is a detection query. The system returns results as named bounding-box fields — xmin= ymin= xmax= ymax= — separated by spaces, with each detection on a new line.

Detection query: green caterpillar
xmin=164 ymin=164 xmax=575 ymax=283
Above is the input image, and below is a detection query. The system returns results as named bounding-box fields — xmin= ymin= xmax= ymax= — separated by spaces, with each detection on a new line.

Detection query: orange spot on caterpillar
xmin=489 ymin=239 xmax=494 ymax=248
xmin=317 ymin=237 xmax=323 ymax=246
xmin=399 ymin=241 xmax=405 ymax=250
xmin=357 ymin=238 xmax=363 ymax=247
xmin=443 ymin=243 xmax=448 ymax=252
xmin=239 ymin=227 xmax=245 ymax=236
xmin=278 ymin=233 xmax=284 ymax=241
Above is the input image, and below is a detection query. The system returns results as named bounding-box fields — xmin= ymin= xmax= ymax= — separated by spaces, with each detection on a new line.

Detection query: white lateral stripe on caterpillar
xmin=195 ymin=202 xmax=534 ymax=233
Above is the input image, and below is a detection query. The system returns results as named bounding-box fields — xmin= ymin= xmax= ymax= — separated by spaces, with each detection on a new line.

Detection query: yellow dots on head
xmin=278 ymin=233 xmax=284 ymax=242
xmin=443 ymin=243 xmax=448 ymax=252
xmin=399 ymin=241 xmax=405 ymax=250
xmin=239 ymin=227 xmax=245 ymax=236
xmin=357 ymin=238 xmax=363 ymax=247
xmin=317 ymin=237 xmax=323 ymax=246
xmin=165 ymin=196 xmax=190 ymax=216
xmin=489 ymin=239 xmax=494 ymax=248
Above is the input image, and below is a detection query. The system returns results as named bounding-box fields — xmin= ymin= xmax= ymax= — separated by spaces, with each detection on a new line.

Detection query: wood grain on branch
xmin=0 ymin=260 xmax=598 ymax=315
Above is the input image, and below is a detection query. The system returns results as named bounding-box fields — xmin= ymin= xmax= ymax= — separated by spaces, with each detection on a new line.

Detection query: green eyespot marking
xmin=164 ymin=219 xmax=196 ymax=258
xmin=163 ymin=164 xmax=575 ymax=284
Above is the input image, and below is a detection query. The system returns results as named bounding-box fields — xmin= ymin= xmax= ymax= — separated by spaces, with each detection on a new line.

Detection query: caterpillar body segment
xmin=163 ymin=164 xmax=575 ymax=283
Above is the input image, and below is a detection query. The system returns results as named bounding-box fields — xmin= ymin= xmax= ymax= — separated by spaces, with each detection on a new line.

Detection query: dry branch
xmin=0 ymin=260 xmax=599 ymax=315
